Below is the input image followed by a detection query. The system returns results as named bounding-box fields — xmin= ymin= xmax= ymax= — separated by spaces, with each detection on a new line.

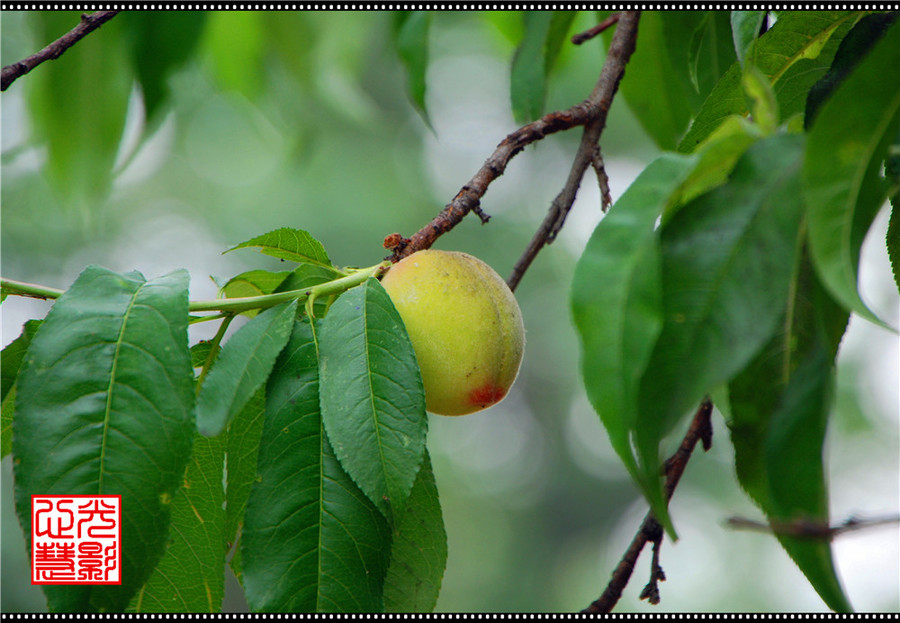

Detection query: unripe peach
xmin=381 ymin=249 xmax=525 ymax=416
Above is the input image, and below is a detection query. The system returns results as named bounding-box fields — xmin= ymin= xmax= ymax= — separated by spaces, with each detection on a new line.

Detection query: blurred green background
xmin=1 ymin=10 xmax=897 ymax=613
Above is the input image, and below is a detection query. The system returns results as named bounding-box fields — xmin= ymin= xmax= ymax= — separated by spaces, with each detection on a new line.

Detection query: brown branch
xmin=506 ymin=11 xmax=640 ymax=292
xmin=582 ymin=398 xmax=714 ymax=614
xmin=1 ymin=11 xmax=120 ymax=91
xmin=726 ymin=514 xmax=900 ymax=540
xmin=385 ymin=11 xmax=642 ymax=266
xmin=591 ymin=145 xmax=613 ymax=212
xmin=572 ymin=13 xmax=621 ymax=45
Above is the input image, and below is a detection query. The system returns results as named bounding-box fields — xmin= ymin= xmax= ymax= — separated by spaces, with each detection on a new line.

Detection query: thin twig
xmin=582 ymin=398 xmax=714 ymax=613
xmin=1 ymin=11 xmax=120 ymax=91
xmin=385 ymin=11 xmax=642 ymax=266
xmin=506 ymin=11 xmax=641 ymax=292
xmin=591 ymin=145 xmax=613 ymax=212
xmin=726 ymin=514 xmax=900 ymax=540
xmin=572 ymin=13 xmax=621 ymax=45
xmin=639 ymin=522 xmax=665 ymax=605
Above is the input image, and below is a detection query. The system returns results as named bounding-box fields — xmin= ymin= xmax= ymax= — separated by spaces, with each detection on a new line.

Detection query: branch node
xmin=472 ymin=205 xmax=491 ymax=224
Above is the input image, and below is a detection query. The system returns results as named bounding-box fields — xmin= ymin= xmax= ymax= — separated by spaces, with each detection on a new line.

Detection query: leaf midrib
xmin=98 ymin=281 xmax=145 ymax=494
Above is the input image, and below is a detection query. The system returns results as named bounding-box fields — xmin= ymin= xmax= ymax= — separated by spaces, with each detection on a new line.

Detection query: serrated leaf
xmin=190 ymin=341 xmax=214 ymax=369
xmin=221 ymin=270 xmax=293 ymax=318
xmin=888 ymin=207 xmax=900 ymax=295
xmin=1 ymin=319 xmax=43 ymax=459
xmin=318 ymin=278 xmax=427 ymax=521
xmin=226 ymin=227 xmax=335 ymax=270
xmin=13 ymin=266 xmax=195 ymax=612
xmin=122 ymin=12 xmax=207 ymax=122
xmin=805 ymin=20 xmax=900 ymax=326
xmin=196 ymin=300 xmax=297 ymax=437
xmin=637 ymin=134 xmax=806 ymax=535
xmin=383 ymin=450 xmax=447 ymax=613
xmin=680 ymin=11 xmax=860 ymax=152
xmin=1 ymin=319 xmax=41 ymax=403
xmin=222 ymin=270 xmax=293 ymax=299
xmin=127 ymin=433 xmax=226 ymax=613
xmin=1 ymin=386 xmax=16 ymax=460
xmin=242 ymin=319 xmax=392 ymax=612
xmin=572 ymin=155 xmax=697 ymax=495
xmin=728 ymin=247 xmax=851 ymax=612
xmin=224 ymin=387 xmax=266 ymax=581
xmin=765 ymin=349 xmax=852 ymax=612
xmin=27 ymin=12 xmax=131 ymax=204
xmin=731 ymin=10 xmax=766 ymax=66
xmin=394 ymin=11 xmax=432 ymax=127
xmin=275 ymin=263 xmax=342 ymax=318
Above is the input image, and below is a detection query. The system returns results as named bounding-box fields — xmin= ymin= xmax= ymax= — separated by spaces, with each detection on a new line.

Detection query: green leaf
xmin=637 ymin=134 xmax=806 ymax=535
xmin=127 ymin=434 xmax=226 ymax=613
xmin=664 ymin=115 xmax=762 ymax=214
xmin=225 ymin=387 xmax=266 ymax=582
xmin=1 ymin=387 xmax=14 ymax=459
xmin=685 ymin=12 xmax=736 ymax=102
xmin=730 ymin=10 xmax=766 ymax=66
xmin=509 ymin=11 xmax=575 ymax=124
xmin=318 ymin=278 xmax=427 ymax=521
xmin=384 ymin=450 xmax=447 ymax=613
xmin=545 ymin=11 xmax=578 ymax=77
xmin=190 ymin=341 xmax=214 ymax=369
xmin=1 ymin=319 xmax=43 ymax=459
xmin=742 ymin=65 xmax=778 ymax=135
xmin=221 ymin=270 xmax=293 ymax=318
xmin=510 ymin=12 xmax=554 ymax=123
xmin=889 ymin=206 xmax=900 ymax=295
xmin=202 ymin=11 xmax=264 ymax=99
xmin=728 ymin=237 xmax=851 ymax=611
xmin=196 ymin=300 xmax=297 ymax=437
xmin=887 ymin=124 xmax=900 ymax=296
xmin=275 ymin=263 xmax=342 ymax=317
xmin=680 ymin=11 xmax=860 ymax=152
xmin=222 ymin=270 xmax=293 ymax=300
xmin=1 ymin=319 xmax=41 ymax=403
xmin=805 ymin=20 xmax=900 ymax=325
xmin=608 ymin=12 xmax=695 ymax=149
xmin=122 ymin=12 xmax=207 ymax=122
xmin=13 ymin=266 xmax=195 ymax=612
xmin=729 ymin=249 xmax=848 ymax=510
xmin=571 ymin=155 xmax=696 ymax=492
xmin=242 ymin=319 xmax=392 ymax=612
xmin=27 ymin=12 xmax=132 ymax=204
xmin=225 ymin=227 xmax=335 ymax=270
xmin=805 ymin=13 xmax=899 ymax=130
xmin=765 ymin=349 xmax=851 ymax=612
xmin=393 ymin=11 xmax=432 ymax=127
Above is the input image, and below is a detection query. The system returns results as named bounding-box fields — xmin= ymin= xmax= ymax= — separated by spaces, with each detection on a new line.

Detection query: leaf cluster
xmin=3 ymin=230 xmax=446 ymax=613
xmin=572 ymin=10 xmax=899 ymax=612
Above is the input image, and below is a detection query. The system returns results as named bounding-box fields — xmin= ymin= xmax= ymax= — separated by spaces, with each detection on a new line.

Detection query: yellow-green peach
xmin=381 ymin=249 xmax=525 ymax=416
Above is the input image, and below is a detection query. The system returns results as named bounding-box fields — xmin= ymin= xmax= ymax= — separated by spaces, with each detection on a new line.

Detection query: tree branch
xmin=572 ymin=13 xmax=621 ymax=45
xmin=726 ymin=514 xmax=900 ymax=540
xmin=506 ymin=11 xmax=639 ymax=292
xmin=1 ymin=10 xmax=120 ymax=92
xmin=582 ymin=398 xmax=714 ymax=613
xmin=384 ymin=11 xmax=641 ymax=271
